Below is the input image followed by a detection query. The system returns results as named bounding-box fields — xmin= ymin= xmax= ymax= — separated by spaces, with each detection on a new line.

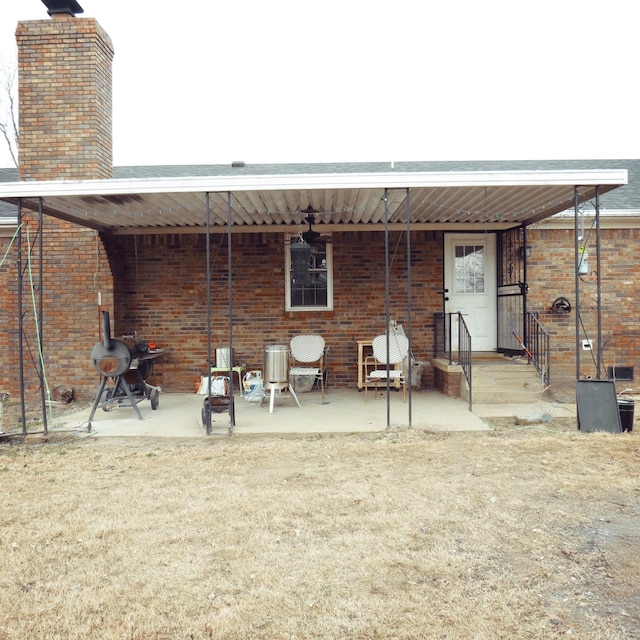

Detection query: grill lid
xmin=91 ymin=340 xmax=131 ymax=377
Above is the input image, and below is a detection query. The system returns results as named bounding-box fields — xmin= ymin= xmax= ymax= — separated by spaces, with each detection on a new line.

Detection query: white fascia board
xmin=533 ymin=209 xmax=640 ymax=229
xmin=0 ymin=169 xmax=628 ymax=198
xmin=551 ymin=208 xmax=640 ymax=217
xmin=0 ymin=219 xmax=18 ymax=236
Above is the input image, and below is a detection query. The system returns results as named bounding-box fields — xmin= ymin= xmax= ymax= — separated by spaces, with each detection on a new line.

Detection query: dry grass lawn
xmin=1 ymin=419 xmax=639 ymax=639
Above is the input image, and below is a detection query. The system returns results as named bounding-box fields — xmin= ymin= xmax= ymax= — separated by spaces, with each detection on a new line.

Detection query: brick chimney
xmin=16 ymin=10 xmax=114 ymax=180
xmin=3 ymin=6 xmax=117 ymax=403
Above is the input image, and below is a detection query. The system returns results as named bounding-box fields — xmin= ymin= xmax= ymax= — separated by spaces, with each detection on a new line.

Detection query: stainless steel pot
xmin=264 ymin=345 xmax=289 ymax=383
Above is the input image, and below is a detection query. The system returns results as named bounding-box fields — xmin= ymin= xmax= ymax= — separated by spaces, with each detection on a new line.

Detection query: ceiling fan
xmin=301 ymin=206 xmax=332 ymax=245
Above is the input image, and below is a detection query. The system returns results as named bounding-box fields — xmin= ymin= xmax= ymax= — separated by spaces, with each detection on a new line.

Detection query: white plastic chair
xmin=289 ymin=335 xmax=326 ymax=404
xmin=365 ymin=334 xmax=409 ymax=401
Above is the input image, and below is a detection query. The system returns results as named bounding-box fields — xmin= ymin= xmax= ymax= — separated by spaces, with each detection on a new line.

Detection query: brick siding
xmin=526 ymin=226 xmax=640 ymax=398
xmin=0 ymin=14 xmax=116 ymax=401
xmin=16 ymin=15 xmax=113 ymax=181
xmin=0 ymin=214 xmax=114 ymax=402
xmin=102 ymin=224 xmax=640 ymax=399
xmin=106 ymin=231 xmax=443 ymax=396
xmin=4 ymin=217 xmax=638 ymax=402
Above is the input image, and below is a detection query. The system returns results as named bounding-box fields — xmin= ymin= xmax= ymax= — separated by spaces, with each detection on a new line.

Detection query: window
xmin=285 ymin=236 xmax=333 ymax=311
xmin=454 ymin=244 xmax=485 ymax=294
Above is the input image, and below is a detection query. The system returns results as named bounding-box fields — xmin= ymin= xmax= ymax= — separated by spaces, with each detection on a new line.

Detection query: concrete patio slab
xmin=55 ymin=388 xmax=498 ymax=437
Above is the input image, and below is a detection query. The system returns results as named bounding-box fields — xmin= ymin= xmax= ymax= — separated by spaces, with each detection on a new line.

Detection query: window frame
xmin=285 ymin=235 xmax=334 ymax=312
xmin=454 ymin=244 xmax=486 ymax=294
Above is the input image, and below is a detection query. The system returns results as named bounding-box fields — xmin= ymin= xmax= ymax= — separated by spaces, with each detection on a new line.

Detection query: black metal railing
xmin=458 ymin=314 xmax=473 ymax=411
xmin=434 ymin=312 xmax=449 ymax=362
xmin=434 ymin=312 xmax=473 ymax=410
xmin=524 ymin=312 xmax=550 ymax=388
xmin=434 ymin=312 xmax=457 ymax=363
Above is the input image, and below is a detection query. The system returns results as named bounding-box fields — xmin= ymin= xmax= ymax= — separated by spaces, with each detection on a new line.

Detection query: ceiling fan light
xmin=302 ymin=213 xmax=321 ymax=243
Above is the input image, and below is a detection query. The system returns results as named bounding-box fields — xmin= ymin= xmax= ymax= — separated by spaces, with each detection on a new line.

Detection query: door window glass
xmin=454 ymin=245 xmax=485 ymax=293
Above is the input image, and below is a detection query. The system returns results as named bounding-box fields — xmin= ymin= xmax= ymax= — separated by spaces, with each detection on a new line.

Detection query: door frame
xmin=496 ymin=226 xmax=528 ymax=354
xmin=443 ymin=232 xmax=498 ymax=352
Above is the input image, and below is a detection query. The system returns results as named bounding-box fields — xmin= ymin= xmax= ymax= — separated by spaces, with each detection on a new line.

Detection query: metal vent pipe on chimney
xmin=40 ymin=0 xmax=84 ymax=17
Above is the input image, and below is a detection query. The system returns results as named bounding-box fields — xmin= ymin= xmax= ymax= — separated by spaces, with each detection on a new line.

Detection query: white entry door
xmin=444 ymin=233 xmax=497 ymax=352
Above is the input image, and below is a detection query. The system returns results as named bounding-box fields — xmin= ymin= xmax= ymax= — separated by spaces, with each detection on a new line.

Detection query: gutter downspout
xmin=17 ymin=199 xmax=26 ymax=434
xmin=595 ymin=186 xmax=602 ymax=379
xmin=522 ymin=224 xmax=528 ymax=352
xmin=38 ymin=198 xmax=48 ymax=436
xmin=405 ymin=188 xmax=412 ymax=428
xmin=383 ymin=189 xmax=391 ymax=430
xmin=227 ymin=191 xmax=235 ymax=433
xmin=574 ymin=186 xmax=581 ymax=380
xmin=204 ymin=192 xmax=212 ymax=435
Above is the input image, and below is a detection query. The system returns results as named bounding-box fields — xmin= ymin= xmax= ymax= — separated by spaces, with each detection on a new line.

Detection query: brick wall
xmin=16 ymin=15 xmax=114 ymax=180
xmin=1 ymin=215 xmax=115 ymax=401
xmin=433 ymin=365 xmax=462 ymax=398
xmin=5 ymin=207 xmax=640 ymax=403
xmin=105 ymin=231 xmax=444 ymax=394
xmin=0 ymin=14 xmax=116 ymax=401
xmin=59 ymin=223 xmax=640 ymax=401
xmin=526 ymin=226 xmax=640 ymax=398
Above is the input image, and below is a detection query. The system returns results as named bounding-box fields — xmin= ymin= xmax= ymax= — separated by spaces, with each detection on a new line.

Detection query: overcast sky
xmin=0 ymin=0 xmax=638 ymax=168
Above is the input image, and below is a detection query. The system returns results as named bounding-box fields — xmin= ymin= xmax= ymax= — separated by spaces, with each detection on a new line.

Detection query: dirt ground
xmin=0 ymin=399 xmax=639 ymax=639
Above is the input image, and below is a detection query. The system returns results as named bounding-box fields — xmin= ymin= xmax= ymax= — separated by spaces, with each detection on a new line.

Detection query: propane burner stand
xmin=87 ymin=311 xmax=165 ymax=429
xmin=260 ymin=344 xmax=300 ymax=413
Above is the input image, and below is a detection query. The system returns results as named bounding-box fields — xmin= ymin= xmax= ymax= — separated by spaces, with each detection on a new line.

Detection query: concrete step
xmin=468 ymin=386 xmax=545 ymax=404
xmin=473 ymin=363 xmax=535 ymax=375
xmin=462 ymin=361 xmax=544 ymax=404
xmin=472 ymin=368 xmax=540 ymax=387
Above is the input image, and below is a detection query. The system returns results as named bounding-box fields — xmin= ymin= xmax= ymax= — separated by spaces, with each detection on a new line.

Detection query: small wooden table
xmin=356 ymin=339 xmax=401 ymax=391
xmin=356 ymin=340 xmax=374 ymax=390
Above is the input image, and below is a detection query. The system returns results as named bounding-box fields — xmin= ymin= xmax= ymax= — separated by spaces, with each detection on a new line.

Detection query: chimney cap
xmin=40 ymin=0 xmax=84 ymax=16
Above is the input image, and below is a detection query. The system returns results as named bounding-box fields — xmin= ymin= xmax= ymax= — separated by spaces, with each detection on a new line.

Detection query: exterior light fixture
xmin=518 ymin=245 xmax=532 ymax=259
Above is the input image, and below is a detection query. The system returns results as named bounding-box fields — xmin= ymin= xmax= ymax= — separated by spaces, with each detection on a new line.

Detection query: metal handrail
xmin=434 ymin=312 xmax=454 ymax=363
xmin=525 ymin=312 xmax=550 ymax=388
xmin=435 ymin=311 xmax=549 ymax=407
xmin=457 ymin=314 xmax=473 ymax=411
xmin=434 ymin=312 xmax=473 ymax=411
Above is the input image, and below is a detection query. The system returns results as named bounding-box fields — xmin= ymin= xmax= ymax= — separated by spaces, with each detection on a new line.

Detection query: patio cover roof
xmin=0 ymin=165 xmax=627 ymax=234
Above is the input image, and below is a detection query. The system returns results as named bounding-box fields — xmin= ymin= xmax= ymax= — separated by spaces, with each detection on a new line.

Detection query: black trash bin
xmin=617 ymin=398 xmax=634 ymax=432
